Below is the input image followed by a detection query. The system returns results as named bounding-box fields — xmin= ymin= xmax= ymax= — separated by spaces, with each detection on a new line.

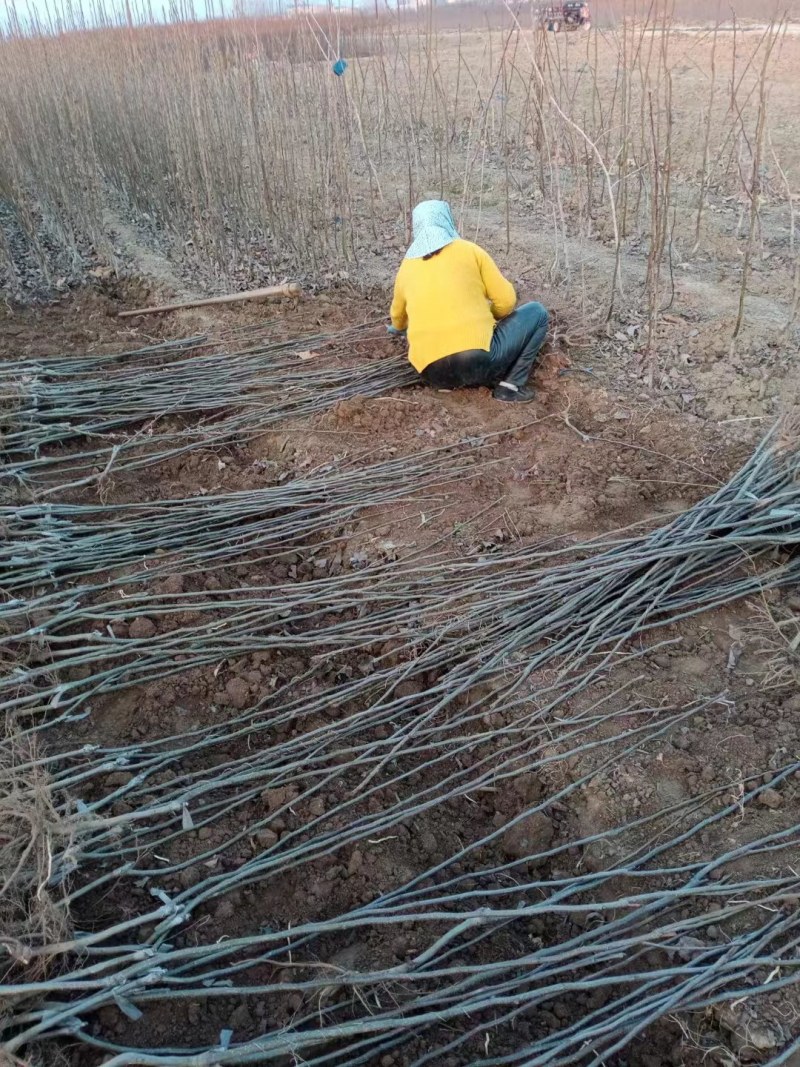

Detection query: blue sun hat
xmin=405 ymin=200 xmax=460 ymax=260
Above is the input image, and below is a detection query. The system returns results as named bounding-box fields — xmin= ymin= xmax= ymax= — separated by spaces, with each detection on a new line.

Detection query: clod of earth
xmin=499 ymin=811 xmax=555 ymax=864
xmin=128 ymin=615 xmax=156 ymax=639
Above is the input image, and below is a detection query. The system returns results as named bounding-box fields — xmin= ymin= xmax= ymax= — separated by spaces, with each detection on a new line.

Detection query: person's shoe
xmin=493 ymin=382 xmax=536 ymax=403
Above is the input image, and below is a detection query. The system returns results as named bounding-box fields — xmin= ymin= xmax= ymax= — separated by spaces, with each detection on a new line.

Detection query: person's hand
xmin=387 ymin=324 xmax=406 ymax=337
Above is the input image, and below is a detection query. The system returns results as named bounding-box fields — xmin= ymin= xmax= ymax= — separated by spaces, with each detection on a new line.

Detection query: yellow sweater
xmin=390 ymin=239 xmax=517 ymax=373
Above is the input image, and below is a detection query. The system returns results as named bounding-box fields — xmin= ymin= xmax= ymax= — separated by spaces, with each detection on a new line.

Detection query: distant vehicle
xmin=539 ymin=2 xmax=592 ymax=32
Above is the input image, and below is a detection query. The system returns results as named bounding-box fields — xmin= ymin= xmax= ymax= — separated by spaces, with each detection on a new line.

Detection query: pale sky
xmin=1 ymin=0 xmax=363 ymax=31
xmin=0 ymin=0 xmax=324 ymax=33
xmin=2 ymin=0 xmax=176 ymax=33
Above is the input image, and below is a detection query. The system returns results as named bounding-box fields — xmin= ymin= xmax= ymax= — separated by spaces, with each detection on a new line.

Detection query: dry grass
xmin=746 ymin=599 xmax=800 ymax=692
xmin=0 ymin=721 xmax=73 ymax=997
xmin=0 ymin=3 xmax=797 ymax=328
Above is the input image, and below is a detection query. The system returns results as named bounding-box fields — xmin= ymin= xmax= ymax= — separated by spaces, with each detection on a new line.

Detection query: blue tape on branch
xmin=113 ymin=993 xmax=143 ymax=1022
xmin=332 ymin=58 xmax=347 ymax=76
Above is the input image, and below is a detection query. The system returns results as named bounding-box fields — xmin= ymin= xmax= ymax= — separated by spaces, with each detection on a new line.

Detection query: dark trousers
xmin=421 ymin=302 xmax=548 ymax=390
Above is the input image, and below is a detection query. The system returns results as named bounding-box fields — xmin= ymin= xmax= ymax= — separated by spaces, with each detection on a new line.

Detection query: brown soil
xmin=2 ymin=283 xmax=799 ymax=1067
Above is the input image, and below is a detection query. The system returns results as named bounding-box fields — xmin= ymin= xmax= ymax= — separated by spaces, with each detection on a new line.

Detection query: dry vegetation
xmin=0 ymin=726 xmax=72 ymax=988
xmin=1 ymin=0 xmax=799 ymax=348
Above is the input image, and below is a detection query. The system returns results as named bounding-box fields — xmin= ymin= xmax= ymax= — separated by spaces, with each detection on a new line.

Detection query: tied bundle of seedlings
xmin=0 ymin=434 xmax=497 ymax=720
xmin=1 ymin=321 xmax=416 ymax=494
xmin=0 ymin=439 xmax=487 ymax=594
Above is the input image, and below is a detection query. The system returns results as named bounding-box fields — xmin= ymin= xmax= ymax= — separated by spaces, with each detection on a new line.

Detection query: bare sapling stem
xmin=769 ymin=132 xmax=799 ymax=338
xmin=732 ymin=21 xmax=781 ymax=346
xmin=691 ymin=18 xmax=719 ymax=255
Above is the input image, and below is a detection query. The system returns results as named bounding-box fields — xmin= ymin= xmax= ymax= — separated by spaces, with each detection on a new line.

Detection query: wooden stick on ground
xmin=118 ymin=283 xmax=301 ymax=319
